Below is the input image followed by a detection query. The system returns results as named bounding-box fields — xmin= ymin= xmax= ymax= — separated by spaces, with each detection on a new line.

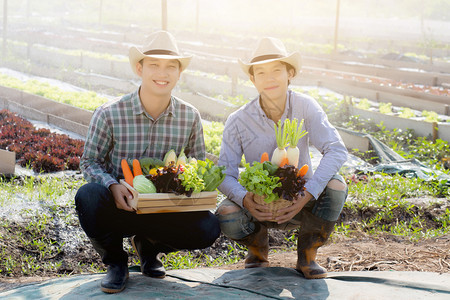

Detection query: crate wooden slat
xmin=120 ymin=180 xmax=217 ymax=214
xmin=137 ymin=204 xmax=217 ymax=214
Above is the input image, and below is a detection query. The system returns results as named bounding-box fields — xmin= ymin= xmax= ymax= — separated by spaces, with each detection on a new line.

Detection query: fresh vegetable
xmin=124 ymin=156 xmax=226 ymax=196
xmin=239 ymin=161 xmax=282 ymax=204
xmin=273 ymin=165 xmax=307 ymax=201
xmin=139 ymin=157 xmax=164 ymax=175
xmin=176 ymin=147 xmax=187 ymax=166
xmin=147 ymin=165 xmax=188 ymax=195
xmin=271 ymin=119 xmax=289 ymax=167
xmin=132 ymin=159 xmax=143 ymax=177
xmin=179 ymin=162 xmax=205 ymax=194
xmin=196 ymin=158 xmax=226 ymax=191
xmin=260 ymin=152 xmax=269 ymax=163
xmin=133 ymin=175 xmax=157 ymax=193
xmin=262 ymin=161 xmax=279 ymax=175
xmin=286 ymin=118 xmax=308 ymax=168
xmin=279 ymin=157 xmax=289 ymax=167
xmin=121 ymin=159 xmax=134 ymax=186
xmin=163 ymin=149 xmax=177 ymax=166
xmin=239 ymin=161 xmax=307 ymax=203
xmin=298 ymin=164 xmax=309 ymax=177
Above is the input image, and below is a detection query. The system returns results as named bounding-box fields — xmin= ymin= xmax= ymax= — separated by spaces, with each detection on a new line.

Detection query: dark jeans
xmin=75 ymin=183 xmax=220 ymax=251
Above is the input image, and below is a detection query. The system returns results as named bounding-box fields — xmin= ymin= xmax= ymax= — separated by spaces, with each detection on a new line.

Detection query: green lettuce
xmin=239 ymin=161 xmax=281 ymax=203
xmin=179 ymin=163 xmax=205 ymax=194
xmin=197 ymin=159 xmax=226 ymax=191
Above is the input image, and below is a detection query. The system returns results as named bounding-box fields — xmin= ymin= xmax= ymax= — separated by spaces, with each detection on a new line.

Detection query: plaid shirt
xmin=81 ymin=89 xmax=205 ymax=187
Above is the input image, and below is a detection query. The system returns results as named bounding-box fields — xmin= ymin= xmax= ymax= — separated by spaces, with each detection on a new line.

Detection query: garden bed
xmin=0 ymin=109 xmax=83 ymax=173
xmin=2 ymin=69 xmax=450 ymax=144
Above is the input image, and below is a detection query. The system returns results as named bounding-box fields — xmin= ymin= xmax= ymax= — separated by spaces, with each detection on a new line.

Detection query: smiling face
xmin=136 ymin=57 xmax=182 ymax=99
xmin=250 ymin=60 xmax=294 ymax=103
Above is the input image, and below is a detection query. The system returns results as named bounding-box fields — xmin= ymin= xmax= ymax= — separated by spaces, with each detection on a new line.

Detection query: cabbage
xmin=133 ymin=175 xmax=157 ymax=194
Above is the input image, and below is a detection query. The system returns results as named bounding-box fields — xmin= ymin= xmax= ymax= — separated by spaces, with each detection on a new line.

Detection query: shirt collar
xmin=254 ymin=90 xmax=291 ymax=121
xmin=132 ymin=88 xmax=176 ymax=118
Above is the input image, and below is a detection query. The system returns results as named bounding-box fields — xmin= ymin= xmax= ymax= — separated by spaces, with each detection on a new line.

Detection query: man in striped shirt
xmin=75 ymin=31 xmax=220 ymax=294
xmin=216 ymin=37 xmax=348 ymax=279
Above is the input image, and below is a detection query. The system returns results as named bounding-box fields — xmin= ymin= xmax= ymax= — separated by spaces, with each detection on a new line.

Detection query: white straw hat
xmin=239 ymin=37 xmax=301 ymax=77
xmin=129 ymin=30 xmax=192 ymax=75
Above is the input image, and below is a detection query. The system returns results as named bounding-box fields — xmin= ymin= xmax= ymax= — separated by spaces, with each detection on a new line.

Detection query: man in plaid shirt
xmin=75 ymin=31 xmax=220 ymax=294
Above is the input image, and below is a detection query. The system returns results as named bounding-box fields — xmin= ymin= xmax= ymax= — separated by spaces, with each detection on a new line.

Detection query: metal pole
xmin=333 ymin=0 xmax=340 ymax=55
xmin=161 ymin=0 xmax=167 ymax=31
xmin=2 ymin=0 xmax=7 ymax=62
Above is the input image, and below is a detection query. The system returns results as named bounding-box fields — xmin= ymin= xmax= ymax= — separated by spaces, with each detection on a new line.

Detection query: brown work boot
xmin=296 ymin=210 xmax=335 ymax=279
xmin=237 ymin=224 xmax=269 ymax=268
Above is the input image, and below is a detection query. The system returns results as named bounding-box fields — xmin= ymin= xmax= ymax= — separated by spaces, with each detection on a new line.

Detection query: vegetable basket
xmin=120 ymin=180 xmax=218 ymax=214
xmin=253 ymin=194 xmax=293 ymax=222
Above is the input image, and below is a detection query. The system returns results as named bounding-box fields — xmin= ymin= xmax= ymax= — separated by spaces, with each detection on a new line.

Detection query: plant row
xmin=303 ymin=68 xmax=449 ymax=97
xmin=0 ymin=74 xmax=109 ymax=111
xmin=0 ymin=109 xmax=84 ymax=173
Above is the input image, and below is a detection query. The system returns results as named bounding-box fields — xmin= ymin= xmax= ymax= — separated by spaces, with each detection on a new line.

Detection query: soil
xmin=217 ymin=231 xmax=450 ymax=273
xmin=0 ymin=176 xmax=449 ymax=293
xmin=1 ymin=231 xmax=449 ymax=293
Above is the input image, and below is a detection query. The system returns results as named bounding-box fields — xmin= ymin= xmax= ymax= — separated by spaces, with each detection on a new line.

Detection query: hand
xmin=110 ymin=183 xmax=135 ymax=212
xmin=242 ymin=192 xmax=273 ymax=222
xmin=274 ymin=191 xmax=313 ymax=224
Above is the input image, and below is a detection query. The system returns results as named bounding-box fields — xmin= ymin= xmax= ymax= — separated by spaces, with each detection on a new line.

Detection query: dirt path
xmin=217 ymin=232 xmax=450 ymax=273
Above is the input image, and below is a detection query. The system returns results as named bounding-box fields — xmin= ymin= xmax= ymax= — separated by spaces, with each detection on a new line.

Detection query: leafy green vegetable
xmin=133 ymin=175 xmax=156 ymax=194
xmin=239 ymin=161 xmax=281 ymax=203
xmin=261 ymin=161 xmax=279 ymax=176
xmin=179 ymin=163 xmax=205 ymax=194
xmin=138 ymin=157 xmax=164 ymax=175
xmin=197 ymin=158 xmax=226 ymax=191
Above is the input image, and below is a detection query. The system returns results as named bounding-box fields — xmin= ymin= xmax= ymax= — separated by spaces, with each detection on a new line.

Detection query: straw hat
xmin=129 ymin=30 xmax=192 ymax=75
xmin=239 ymin=37 xmax=301 ymax=78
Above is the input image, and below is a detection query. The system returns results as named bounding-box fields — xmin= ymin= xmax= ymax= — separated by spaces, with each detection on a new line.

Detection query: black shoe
xmin=131 ymin=235 xmax=166 ymax=278
xmin=101 ymin=263 xmax=129 ymax=294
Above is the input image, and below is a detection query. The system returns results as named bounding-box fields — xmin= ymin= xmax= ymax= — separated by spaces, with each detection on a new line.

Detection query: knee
xmin=190 ymin=213 xmax=221 ymax=249
xmin=75 ymin=183 xmax=111 ymax=214
xmin=216 ymin=204 xmax=241 ymax=216
xmin=327 ymin=179 xmax=347 ymax=191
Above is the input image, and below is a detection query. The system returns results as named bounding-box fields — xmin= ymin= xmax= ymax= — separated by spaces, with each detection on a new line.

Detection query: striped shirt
xmin=81 ymin=89 xmax=205 ymax=187
xmin=218 ymin=90 xmax=348 ymax=207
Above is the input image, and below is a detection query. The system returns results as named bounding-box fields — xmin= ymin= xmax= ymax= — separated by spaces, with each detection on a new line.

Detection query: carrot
xmin=298 ymin=164 xmax=309 ymax=177
xmin=132 ymin=159 xmax=143 ymax=176
xmin=279 ymin=157 xmax=289 ymax=167
xmin=260 ymin=152 xmax=269 ymax=163
xmin=121 ymin=159 xmax=134 ymax=186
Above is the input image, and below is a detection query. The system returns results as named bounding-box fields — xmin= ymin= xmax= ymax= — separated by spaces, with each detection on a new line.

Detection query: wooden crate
xmin=120 ymin=180 xmax=218 ymax=214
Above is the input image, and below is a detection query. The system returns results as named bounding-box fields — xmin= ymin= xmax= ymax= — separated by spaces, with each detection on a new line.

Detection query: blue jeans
xmin=217 ymin=174 xmax=348 ymax=240
xmin=75 ymin=183 xmax=220 ymax=251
